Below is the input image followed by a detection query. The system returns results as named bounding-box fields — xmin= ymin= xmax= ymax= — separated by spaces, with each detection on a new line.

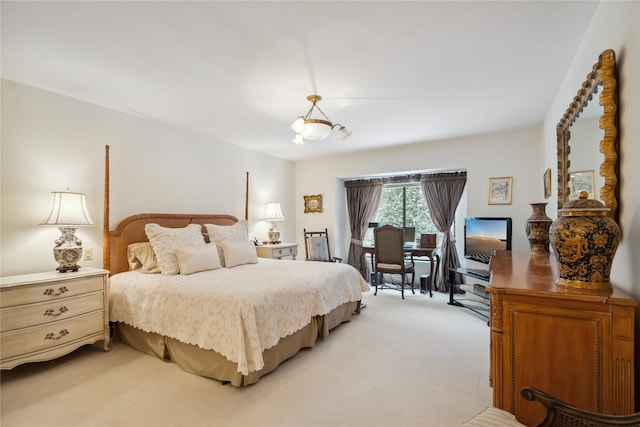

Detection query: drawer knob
xmin=44 ymin=306 xmax=69 ymax=317
xmin=44 ymin=329 xmax=69 ymax=340
xmin=43 ymin=286 xmax=69 ymax=296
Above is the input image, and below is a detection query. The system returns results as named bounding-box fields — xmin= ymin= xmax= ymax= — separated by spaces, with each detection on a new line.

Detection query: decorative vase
xmin=549 ymin=191 xmax=620 ymax=291
xmin=525 ymin=202 xmax=552 ymax=255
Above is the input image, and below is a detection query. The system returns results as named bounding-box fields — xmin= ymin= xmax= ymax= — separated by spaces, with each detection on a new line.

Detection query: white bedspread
xmin=109 ymin=258 xmax=369 ymax=375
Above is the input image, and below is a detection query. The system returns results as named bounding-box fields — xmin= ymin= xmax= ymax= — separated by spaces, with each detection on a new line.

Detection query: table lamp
xmin=264 ymin=202 xmax=284 ymax=244
xmin=40 ymin=191 xmax=94 ymax=272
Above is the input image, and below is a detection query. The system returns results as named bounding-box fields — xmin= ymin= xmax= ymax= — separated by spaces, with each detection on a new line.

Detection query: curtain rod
xmin=344 ymin=170 xmax=465 ymax=186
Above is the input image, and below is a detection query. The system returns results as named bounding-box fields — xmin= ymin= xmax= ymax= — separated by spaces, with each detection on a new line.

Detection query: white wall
xmin=0 ymin=80 xmax=295 ymax=276
xmin=543 ymin=0 xmax=639 ymax=295
xmin=294 ymin=126 xmax=543 ymax=267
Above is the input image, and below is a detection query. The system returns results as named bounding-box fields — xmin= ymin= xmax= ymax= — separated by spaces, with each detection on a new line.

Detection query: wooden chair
xmin=303 ymin=228 xmax=342 ymax=262
xmin=521 ymin=387 xmax=640 ymax=427
xmin=373 ymin=225 xmax=416 ymax=299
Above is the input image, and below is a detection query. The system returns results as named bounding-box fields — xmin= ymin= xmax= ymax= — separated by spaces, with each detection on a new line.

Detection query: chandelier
xmin=291 ymin=94 xmax=351 ymax=145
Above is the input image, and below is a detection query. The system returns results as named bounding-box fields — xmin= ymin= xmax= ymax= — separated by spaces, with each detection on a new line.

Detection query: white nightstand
xmin=256 ymin=243 xmax=298 ymax=260
xmin=0 ymin=267 xmax=110 ymax=370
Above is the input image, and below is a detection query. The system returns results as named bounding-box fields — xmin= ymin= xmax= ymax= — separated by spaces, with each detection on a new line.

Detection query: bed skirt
xmin=115 ymin=300 xmax=360 ymax=386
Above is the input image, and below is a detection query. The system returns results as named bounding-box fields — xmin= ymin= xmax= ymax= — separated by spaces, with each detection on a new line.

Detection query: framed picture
xmin=569 ymin=170 xmax=596 ymax=200
xmin=488 ymin=177 xmax=513 ymax=205
xmin=543 ymin=168 xmax=552 ymax=199
xmin=303 ymin=194 xmax=322 ymax=213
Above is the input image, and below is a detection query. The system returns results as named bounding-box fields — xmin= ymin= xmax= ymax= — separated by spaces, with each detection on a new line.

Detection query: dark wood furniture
xmin=303 ymin=228 xmax=342 ymax=262
xmin=372 ymin=225 xmax=416 ymax=299
xmin=362 ymin=245 xmax=439 ymax=297
xmin=488 ymin=250 xmax=636 ymax=426
xmin=522 ymin=387 xmax=640 ymax=427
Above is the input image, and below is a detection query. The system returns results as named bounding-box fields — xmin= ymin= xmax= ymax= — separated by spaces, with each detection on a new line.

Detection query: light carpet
xmin=0 ymin=290 xmax=493 ymax=427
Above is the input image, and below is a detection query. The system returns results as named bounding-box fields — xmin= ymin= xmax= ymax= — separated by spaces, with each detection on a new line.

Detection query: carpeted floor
xmin=0 ymin=290 xmax=493 ymax=426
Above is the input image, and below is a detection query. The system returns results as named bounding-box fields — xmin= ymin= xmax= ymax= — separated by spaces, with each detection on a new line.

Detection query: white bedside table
xmin=0 ymin=267 xmax=110 ymax=370
xmin=256 ymin=243 xmax=298 ymax=260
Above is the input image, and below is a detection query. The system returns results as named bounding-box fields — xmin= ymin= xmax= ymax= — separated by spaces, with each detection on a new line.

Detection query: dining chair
xmin=373 ymin=225 xmax=416 ymax=299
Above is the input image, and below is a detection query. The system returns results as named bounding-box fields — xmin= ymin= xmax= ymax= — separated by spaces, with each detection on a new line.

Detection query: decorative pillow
xmin=127 ymin=242 xmax=160 ymax=273
xmin=221 ymin=240 xmax=258 ymax=268
xmin=205 ymin=221 xmax=248 ymax=267
xmin=175 ymin=244 xmax=222 ymax=275
xmin=145 ymin=223 xmax=206 ymax=275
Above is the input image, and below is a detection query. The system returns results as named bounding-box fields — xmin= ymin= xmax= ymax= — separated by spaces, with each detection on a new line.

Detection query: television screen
xmin=464 ymin=217 xmax=512 ymax=264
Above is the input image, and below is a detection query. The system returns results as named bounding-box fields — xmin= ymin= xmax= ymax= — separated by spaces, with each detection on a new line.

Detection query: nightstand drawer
xmin=278 ymin=247 xmax=294 ymax=256
xmin=1 ymin=275 xmax=104 ymax=307
xmin=0 ymin=311 xmax=105 ymax=360
xmin=1 ymin=292 xmax=104 ymax=332
xmin=256 ymin=243 xmax=298 ymax=260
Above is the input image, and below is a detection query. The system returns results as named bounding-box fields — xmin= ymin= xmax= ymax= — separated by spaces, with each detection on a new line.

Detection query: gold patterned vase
xmin=525 ymin=202 xmax=552 ymax=255
xmin=549 ymin=191 xmax=620 ymax=291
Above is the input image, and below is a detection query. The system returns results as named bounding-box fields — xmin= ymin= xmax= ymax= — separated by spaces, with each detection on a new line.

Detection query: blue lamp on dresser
xmin=40 ymin=191 xmax=94 ymax=272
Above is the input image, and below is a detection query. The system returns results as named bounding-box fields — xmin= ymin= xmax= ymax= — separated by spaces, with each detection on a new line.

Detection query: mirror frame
xmin=556 ymin=49 xmax=618 ymax=222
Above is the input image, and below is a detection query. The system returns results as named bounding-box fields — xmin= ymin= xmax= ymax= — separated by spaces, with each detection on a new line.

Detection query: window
xmin=364 ymin=184 xmax=439 ymax=245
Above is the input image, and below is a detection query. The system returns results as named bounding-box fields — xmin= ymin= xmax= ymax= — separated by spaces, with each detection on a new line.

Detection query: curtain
xmin=420 ymin=171 xmax=467 ymax=292
xmin=344 ymin=179 xmax=383 ymax=277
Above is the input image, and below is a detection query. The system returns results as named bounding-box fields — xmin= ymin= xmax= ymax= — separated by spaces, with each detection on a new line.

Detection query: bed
xmin=103 ymin=151 xmax=368 ymax=386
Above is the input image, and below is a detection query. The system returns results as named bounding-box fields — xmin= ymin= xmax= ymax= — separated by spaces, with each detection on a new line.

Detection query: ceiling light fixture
xmin=291 ymin=94 xmax=351 ymax=145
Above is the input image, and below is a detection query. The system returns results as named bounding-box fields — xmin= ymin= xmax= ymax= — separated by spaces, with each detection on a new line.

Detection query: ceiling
xmin=1 ymin=1 xmax=599 ymax=161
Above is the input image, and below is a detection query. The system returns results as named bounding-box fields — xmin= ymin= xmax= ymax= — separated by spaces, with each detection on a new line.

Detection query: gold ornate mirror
xmin=556 ymin=49 xmax=618 ymax=222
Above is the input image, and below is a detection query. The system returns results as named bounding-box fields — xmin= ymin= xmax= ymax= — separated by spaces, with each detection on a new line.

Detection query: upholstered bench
xmin=462 ymin=387 xmax=640 ymax=426
xmin=460 ymin=407 xmax=525 ymax=426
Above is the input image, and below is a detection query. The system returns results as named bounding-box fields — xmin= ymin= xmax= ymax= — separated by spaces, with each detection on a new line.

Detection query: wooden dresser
xmin=487 ymin=250 xmax=636 ymax=426
xmin=1 ymin=268 xmax=110 ymax=369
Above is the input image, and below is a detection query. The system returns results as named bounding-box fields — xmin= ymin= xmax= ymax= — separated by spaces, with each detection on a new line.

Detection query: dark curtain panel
xmin=420 ymin=171 xmax=467 ymax=292
xmin=344 ymin=179 xmax=383 ymax=277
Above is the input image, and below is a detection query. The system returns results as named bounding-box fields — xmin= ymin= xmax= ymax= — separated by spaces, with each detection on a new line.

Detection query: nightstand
xmin=256 ymin=243 xmax=298 ymax=260
xmin=0 ymin=267 xmax=110 ymax=370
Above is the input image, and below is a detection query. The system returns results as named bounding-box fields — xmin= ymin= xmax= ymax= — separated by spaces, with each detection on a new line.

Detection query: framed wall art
xmin=303 ymin=194 xmax=322 ymax=213
xmin=569 ymin=170 xmax=595 ymax=200
xmin=543 ymin=168 xmax=552 ymax=199
xmin=488 ymin=177 xmax=513 ymax=205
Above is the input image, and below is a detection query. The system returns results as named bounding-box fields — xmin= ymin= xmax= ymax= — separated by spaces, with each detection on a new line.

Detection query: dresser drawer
xmin=1 ymin=275 xmax=104 ymax=307
xmin=0 ymin=311 xmax=105 ymax=360
xmin=1 ymin=292 xmax=104 ymax=332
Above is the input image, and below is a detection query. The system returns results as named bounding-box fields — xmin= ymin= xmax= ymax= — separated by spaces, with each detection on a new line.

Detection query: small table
xmin=256 ymin=243 xmax=298 ymax=260
xmin=362 ymin=245 xmax=439 ymax=296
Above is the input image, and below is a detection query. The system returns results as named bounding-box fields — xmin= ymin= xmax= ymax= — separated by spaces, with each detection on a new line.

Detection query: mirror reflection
xmin=567 ymin=100 xmax=604 ymax=201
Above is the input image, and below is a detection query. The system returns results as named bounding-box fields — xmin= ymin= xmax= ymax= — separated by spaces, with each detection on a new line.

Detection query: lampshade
xmin=264 ymin=202 xmax=285 ymax=221
xmin=301 ymin=120 xmax=332 ymax=140
xmin=41 ymin=191 xmax=94 ymax=226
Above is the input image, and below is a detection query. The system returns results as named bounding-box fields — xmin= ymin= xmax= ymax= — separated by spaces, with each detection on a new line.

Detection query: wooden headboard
xmin=102 ymin=145 xmax=246 ymax=275
xmin=106 ymin=213 xmax=238 ymax=275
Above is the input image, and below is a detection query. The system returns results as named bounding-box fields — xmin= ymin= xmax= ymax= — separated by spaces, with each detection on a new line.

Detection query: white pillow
xmin=222 ymin=240 xmax=258 ymax=268
xmin=175 ymin=244 xmax=222 ymax=275
xmin=205 ymin=221 xmax=248 ymax=267
xmin=145 ymin=223 xmax=206 ymax=275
